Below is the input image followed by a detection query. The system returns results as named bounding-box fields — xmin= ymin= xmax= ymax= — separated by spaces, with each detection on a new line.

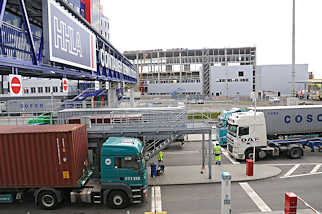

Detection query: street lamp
xmin=250 ymin=92 xmax=257 ymax=163
xmin=291 ymin=0 xmax=296 ymax=97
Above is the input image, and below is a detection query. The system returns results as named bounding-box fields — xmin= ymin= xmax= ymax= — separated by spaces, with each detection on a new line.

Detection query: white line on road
xmin=281 ymin=164 xmax=300 ymax=178
xmin=154 ymin=186 xmax=162 ymax=213
xmin=311 ymin=164 xmax=322 ymax=174
xmin=262 ymin=163 xmax=322 ymax=166
xmin=280 ymin=171 xmax=322 ymax=179
xmin=151 ymin=186 xmax=155 ymax=213
xmin=221 ymin=147 xmax=240 ymax=165
xmin=239 ymin=182 xmax=272 ymax=212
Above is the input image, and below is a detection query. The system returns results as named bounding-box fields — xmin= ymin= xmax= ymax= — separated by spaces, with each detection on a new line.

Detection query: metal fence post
xmin=208 ymin=131 xmax=212 ymax=179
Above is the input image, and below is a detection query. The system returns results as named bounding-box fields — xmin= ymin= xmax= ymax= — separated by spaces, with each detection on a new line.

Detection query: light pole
xmin=291 ymin=0 xmax=296 ymax=97
xmin=251 ymin=92 xmax=257 ymax=163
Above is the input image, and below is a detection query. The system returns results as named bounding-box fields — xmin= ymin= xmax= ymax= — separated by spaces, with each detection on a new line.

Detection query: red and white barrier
xmin=284 ymin=192 xmax=320 ymax=214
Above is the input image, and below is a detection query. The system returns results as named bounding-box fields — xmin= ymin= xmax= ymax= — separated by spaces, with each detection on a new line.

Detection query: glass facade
xmin=91 ymin=0 xmax=100 ymax=31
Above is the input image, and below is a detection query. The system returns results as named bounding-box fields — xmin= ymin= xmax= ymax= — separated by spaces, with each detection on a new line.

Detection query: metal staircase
xmin=202 ymin=48 xmax=210 ymax=97
xmin=144 ymin=135 xmax=181 ymax=161
xmin=59 ymin=88 xmax=106 ymax=110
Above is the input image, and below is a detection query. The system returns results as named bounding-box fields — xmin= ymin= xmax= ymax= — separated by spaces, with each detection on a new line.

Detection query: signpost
xmin=221 ymin=172 xmax=232 ymax=214
xmin=9 ymin=75 xmax=22 ymax=96
xmin=250 ymin=92 xmax=257 ymax=163
xmin=62 ymin=78 xmax=68 ymax=92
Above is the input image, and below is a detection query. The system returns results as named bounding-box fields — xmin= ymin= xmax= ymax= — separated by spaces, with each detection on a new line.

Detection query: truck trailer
xmin=227 ymin=105 xmax=322 ymax=160
xmin=0 ymin=125 xmax=147 ymax=209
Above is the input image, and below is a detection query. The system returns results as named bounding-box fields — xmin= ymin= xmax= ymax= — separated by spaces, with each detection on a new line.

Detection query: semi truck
xmin=216 ymin=107 xmax=244 ymax=146
xmin=0 ymin=124 xmax=147 ymax=209
xmin=227 ymin=105 xmax=322 ymax=160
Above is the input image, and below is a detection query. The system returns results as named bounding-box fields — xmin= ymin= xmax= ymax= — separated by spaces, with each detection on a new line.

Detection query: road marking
xmin=280 ymin=171 xmax=322 ymax=179
xmin=262 ymin=163 xmax=322 ymax=166
xmin=151 ymin=186 xmax=155 ymax=212
xmin=239 ymin=182 xmax=272 ymax=212
xmin=155 ymin=186 xmax=162 ymax=212
xmin=311 ymin=164 xmax=322 ymax=174
xmin=146 ymin=186 xmax=167 ymax=214
xmin=220 ymin=147 xmax=240 ymax=165
xmin=281 ymin=164 xmax=300 ymax=178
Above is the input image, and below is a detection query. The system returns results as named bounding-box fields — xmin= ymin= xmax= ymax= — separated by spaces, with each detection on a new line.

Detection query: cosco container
xmin=249 ymin=105 xmax=322 ymax=136
xmin=0 ymin=124 xmax=89 ymax=188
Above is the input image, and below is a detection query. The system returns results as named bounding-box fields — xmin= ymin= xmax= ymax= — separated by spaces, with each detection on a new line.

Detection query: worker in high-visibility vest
xmin=158 ymin=151 xmax=163 ymax=163
xmin=213 ymin=143 xmax=221 ymax=165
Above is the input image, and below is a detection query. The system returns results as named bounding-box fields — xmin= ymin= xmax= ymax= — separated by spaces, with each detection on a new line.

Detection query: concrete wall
xmin=209 ymin=65 xmax=253 ymax=97
xmin=256 ymin=64 xmax=308 ymax=95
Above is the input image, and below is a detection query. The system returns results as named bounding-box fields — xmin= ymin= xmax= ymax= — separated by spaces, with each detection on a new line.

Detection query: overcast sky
xmin=103 ymin=0 xmax=322 ymax=78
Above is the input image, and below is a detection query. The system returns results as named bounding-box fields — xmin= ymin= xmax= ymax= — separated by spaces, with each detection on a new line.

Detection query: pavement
xmin=147 ymin=164 xmax=282 ymax=186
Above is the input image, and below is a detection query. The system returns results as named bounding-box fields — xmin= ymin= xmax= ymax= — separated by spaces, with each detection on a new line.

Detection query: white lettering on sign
xmin=125 ymin=177 xmax=140 ymax=181
xmin=54 ymin=16 xmax=82 ymax=57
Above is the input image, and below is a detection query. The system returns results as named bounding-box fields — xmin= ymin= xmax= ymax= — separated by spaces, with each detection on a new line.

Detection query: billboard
xmin=43 ymin=0 xmax=96 ymax=71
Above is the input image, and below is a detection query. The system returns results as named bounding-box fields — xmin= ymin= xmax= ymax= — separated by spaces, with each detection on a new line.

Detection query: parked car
xmin=268 ymin=96 xmax=280 ymax=104
xmin=152 ymin=98 xmax=162 ymax=104
xmin=197 ymin=99 xmax=205 ymax=104
xmin=187 ymin=99 xmax=197 ymax=104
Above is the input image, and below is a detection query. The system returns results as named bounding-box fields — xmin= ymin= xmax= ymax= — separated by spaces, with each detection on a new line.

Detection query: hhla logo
xmin=53 ymin=16 xmax=82 ymax=57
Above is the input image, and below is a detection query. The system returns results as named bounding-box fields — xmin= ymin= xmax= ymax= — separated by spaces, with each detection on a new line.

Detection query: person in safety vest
xmin=158 ymin=151 xmax=163 ymax=163
xmin=213 ymin=143 xmax=221 ymax=165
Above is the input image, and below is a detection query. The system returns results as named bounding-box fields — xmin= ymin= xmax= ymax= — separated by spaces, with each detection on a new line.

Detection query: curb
xmin=148 ymin=166 xmax=282 ymax=186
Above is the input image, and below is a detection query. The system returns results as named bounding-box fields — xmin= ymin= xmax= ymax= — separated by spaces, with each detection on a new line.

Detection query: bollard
xmin=221 ymin=172 xmax=232 ymax=214
xmin=246 ymin=159 xmax=254 ymax=176
xmin=284 ymin=192 xmax=297 ymax=214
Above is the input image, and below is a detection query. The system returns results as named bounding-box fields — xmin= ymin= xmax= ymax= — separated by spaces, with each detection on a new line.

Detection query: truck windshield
xmin=228 ymin=124 xmax=237 ymax=137
xmin=216 ymin=121 xmax=225 ymax=128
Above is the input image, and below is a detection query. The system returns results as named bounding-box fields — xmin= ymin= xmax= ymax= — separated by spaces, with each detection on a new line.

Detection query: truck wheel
xmin=37 ymin=191 xmax=58 ymax=210
xmin=289 ymin=147 xmax=302 ymax=159
xmin=107 ymin=191 xmax=129 ymax=209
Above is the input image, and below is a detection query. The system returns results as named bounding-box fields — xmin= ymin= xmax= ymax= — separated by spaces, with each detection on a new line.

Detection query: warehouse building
xmin=124 ymin=48 xmax=308 ymax=97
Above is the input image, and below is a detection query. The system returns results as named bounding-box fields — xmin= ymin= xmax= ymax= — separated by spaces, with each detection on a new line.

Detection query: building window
xmin=52 ymin=86 xmax=58 ymax=93
xmin=166 ymin=65 xmax=172 ymax=71
xmin=45 ymin=87 xmax=51 ymax=93
xmin=184 ymin=64 xmax=190 ymax=72
xmin=31 ymin=87 xmax=36 ymax=93
xmin=238 ymin=71 xmax=244 ymax=77
xmin=38 ymin=87 xmax=43 ymax=93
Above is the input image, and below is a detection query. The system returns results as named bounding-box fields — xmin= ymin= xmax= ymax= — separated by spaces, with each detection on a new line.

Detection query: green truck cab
xmin=98 ymin=137 xmax=147 ymax=208
xmin=70 ymin=137 xmax=148 ymax=209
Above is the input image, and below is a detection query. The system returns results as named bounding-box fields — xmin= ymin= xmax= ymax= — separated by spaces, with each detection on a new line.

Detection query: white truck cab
xmin=226 ymin=111 xmax=268 ymax=160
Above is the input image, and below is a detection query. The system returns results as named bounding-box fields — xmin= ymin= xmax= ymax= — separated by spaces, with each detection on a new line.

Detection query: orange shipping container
xmin=0 ymin=124 xmax=88 ymax=189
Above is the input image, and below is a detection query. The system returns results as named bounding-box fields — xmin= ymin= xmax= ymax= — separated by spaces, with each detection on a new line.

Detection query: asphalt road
xmin=1 ymin=136 xmax=321 ymax=214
